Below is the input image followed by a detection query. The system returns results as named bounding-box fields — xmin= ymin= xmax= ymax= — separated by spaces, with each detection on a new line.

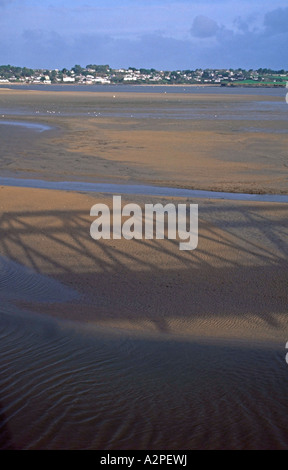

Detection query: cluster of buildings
xmin=0 ymin=65 xmax=286 ymax=86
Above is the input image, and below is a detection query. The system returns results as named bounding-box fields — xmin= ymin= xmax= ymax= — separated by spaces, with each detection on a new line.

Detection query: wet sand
xmin=1 ymin=186 xmax=287 ymax=345
xmin=0 ymin=89 xmax=287 ymax=194
xmin=0 ymin=89 xmax=287 ymax=354
xmin=0 ymin=89 xmax=288 ymax=449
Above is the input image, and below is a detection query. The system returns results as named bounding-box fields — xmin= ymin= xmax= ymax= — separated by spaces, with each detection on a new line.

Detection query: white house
xmin=62 ymin=76 xmax=76 ymax=83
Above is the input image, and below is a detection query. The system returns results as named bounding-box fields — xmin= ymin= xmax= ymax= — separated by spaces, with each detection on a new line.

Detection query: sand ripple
xmin=0 ymin=256 xmax=79 ymax=303
xmin=0 ymin=306 xmax=287 ymax=450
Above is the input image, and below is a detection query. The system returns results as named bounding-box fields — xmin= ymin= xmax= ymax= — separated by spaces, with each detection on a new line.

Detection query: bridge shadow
xmin=0 ymin=201 xmax=287 ymax=333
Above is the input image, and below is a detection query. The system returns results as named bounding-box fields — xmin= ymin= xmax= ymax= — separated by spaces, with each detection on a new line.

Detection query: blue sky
xmin=1 ymin=0 xmax=287 ymax=69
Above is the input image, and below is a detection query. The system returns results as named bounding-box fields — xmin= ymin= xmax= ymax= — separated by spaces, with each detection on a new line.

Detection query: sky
xmin=0 ymin=0 xmax=287 ymax=70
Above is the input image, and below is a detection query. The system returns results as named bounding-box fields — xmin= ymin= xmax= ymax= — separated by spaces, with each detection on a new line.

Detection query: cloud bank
xmin=0 ymin=1 xmax=287 ymax=69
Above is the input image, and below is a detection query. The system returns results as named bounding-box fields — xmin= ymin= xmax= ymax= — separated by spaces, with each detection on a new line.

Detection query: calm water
xmin=0 ymin=120 xmax=51 ymax=132
xmin=1 ymin=177 xmax=288 ymax=202
xmin=0 ymin=83 xmax=286 ymax=96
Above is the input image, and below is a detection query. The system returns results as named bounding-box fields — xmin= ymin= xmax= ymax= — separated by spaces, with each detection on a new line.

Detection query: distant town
xmin=0 ymin=64 xmax=287 ymax=87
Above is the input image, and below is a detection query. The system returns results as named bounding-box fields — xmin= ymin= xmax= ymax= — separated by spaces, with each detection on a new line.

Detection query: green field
xmin=223 ymin=79 xmax=286 ymax=86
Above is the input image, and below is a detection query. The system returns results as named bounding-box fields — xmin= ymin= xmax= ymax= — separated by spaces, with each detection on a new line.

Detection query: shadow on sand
xmin=0 ymin=201 xmax=287 ymax=333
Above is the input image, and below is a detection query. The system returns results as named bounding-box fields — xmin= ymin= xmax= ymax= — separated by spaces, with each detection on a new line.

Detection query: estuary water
xmin=0 ymin=120 xmax=52 ymax=132
xmin=0 ymin=177 xmax=288 ymax=202
xmin=0 ymin=83 xmax=286 ymax=96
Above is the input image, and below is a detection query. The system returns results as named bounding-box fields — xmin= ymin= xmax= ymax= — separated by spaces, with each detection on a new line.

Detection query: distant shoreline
xmin=0 ymin=82 xmax=285 ymax=89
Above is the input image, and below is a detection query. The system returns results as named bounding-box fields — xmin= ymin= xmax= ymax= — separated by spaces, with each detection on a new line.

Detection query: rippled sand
xmin=0 ymin=186 xmax=287 ymax=340
xmin=0 ymin=186 xmax=288 ymax=449
xmin=0 ymin=89 xmax=288 ymax=449
xmin=0 ymin=309 xmax=287 ymax=450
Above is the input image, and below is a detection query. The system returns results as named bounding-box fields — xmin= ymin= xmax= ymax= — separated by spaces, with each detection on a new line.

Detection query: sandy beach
xmin=0 ymin=89 xmax=287 ymax=194
xmin=0 ymin=88 xmax=288 ymax=449
xmin=0 ymin=185 xmax=287 ymax=344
